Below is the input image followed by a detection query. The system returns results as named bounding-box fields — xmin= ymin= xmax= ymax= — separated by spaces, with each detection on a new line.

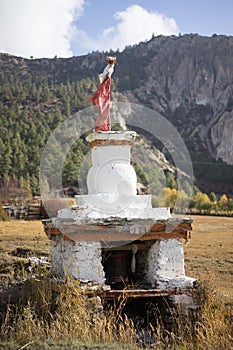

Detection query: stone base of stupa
xmin=43 ymin=214 xmax=194 ymax=290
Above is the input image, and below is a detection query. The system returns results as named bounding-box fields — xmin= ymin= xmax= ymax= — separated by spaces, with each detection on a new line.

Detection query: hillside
xmin=0 ymin=34 xmax=232 ymax=198
xmin=116 ymin=34 xmax=233 ymax=195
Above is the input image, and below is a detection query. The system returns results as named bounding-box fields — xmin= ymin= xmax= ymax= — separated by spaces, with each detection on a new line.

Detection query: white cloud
xmin=73 ymin=4 xmax=179 ymax=54
xmin=0 ymin=0 xmax=85 ymax=58
xmin=0 ymin=3 xmax=180 ymax=58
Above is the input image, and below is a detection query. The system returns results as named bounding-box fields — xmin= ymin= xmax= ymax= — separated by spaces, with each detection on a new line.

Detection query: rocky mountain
xmin=115 ymin=34 xmax=233 ymax=194
xmin=0 ymin=34 xmax=232 ymax=196
xmin=119 ymin=34 xmax=233 ymax=161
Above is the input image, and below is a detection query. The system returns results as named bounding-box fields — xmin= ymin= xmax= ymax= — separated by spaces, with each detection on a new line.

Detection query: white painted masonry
xmin=51 ymin=238 xmax=105 ymax=284
xmin=146 ymin=239 xmax=195 ymax=289
xmin=49 ymin=131 xmax=193 ymax=289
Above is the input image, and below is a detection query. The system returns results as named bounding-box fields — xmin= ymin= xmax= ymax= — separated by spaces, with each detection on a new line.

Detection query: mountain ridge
xmin=0 ymin=33 xmax=232 ymax=196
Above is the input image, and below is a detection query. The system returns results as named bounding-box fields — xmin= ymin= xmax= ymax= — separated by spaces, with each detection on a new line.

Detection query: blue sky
xmin=0 ymin=0 xmax=233 ymax=58
xmin=77 ymin=0 xmax=233 ymax=38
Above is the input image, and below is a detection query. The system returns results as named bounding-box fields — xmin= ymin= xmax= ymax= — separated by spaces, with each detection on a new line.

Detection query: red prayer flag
xmin=92 ymin=78 xmax=111 ymax=132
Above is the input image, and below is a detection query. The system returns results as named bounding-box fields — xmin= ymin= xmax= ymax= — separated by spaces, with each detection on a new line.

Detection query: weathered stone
xmin=51 ymin=238 xmax=105 ymax=285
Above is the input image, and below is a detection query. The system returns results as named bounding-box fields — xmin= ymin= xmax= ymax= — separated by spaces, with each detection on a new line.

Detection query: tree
xmin=193 ymin=192 xmax=212 ymax=213
xmin=18 ymin=176 xmax=32 ymax=204
xmin=159 ymin=188 xmax=178 ymax=209
xmin=176 ymin=190 xmax=189 ymax=212
xmin=39 ymin=176 xmax=50 ymax=196
xmin=132 ymin=162 xmax=148 ymax=186
xmin=62 ymin=158 xmax=79 ymax=186
xmin=209 ymin=192 xmax=217 ymax=202
xmin=166 ymin=172 xmax=177 ymax=190
xmin=218 ymin=194 xmax=228 ymax=212
xmin=30 ymin=174 xmax=39 ymax=195
xmin=182 ymin=180 xmax=193 ymax=197
xmin=0 ymin=140 xmax=12 ymax=176
xmin=227 ymin=199 xmax=233 ymax=213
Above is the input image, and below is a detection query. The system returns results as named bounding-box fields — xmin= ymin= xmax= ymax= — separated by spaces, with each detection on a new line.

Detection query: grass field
xmin=0 ymin=220 xmax=49 ymax=283
xmin=0 ymin=220 xmax=49 ymax=254
xmin=0 ymin=215 xmax=232 ymax=300
xmin=184 ymin=215 xmax=233 ymax=302
xmin=0 ymin=216 xmax=232 ymax=349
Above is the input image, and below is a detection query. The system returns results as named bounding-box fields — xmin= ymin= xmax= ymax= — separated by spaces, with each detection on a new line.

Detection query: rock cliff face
xmin=113 ymin=34 xmax=233 ymax=194
xmin=116 ymin=34 xmax=233 ymax=166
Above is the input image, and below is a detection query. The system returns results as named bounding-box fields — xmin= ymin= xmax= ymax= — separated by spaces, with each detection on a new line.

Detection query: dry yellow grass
xmin=184 ymin=215 xmax=233 ymax=301
xmin=0 ymin=217 xmax=233 ymax=349
xmin=0 ymin=217 xmax=232 ymax=301
xmin=0 ymin=221 xmax=50 ymax=281
xmin=0 ymin=220 xmax=50 ymax=254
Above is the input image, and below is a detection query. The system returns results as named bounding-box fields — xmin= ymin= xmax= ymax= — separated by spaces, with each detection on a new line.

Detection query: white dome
xmin=86 ymin=132 xmax=137 ymax=196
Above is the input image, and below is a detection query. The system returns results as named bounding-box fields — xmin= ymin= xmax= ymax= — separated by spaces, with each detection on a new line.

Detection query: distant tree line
xmin=149 ymin=172 xmax=233 ymax=215
xmin=152 ymin=188 xmax=233 ymax=215
xmin=0 ymin=73 xmax=99 ymax=199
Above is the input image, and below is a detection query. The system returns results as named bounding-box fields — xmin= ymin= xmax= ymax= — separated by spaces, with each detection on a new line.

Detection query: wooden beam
xmin=45 ymin=228 xmax=190 ymax=242
xmin=102 ymin=243 xmax=147 ymax=251
xmin=43 ymin=219 xmax=193 ymax=243
xmin=89 ymin=139 xmax=134 ymax=148
xmin=89 ymin=288 xmax=193 ymax=299
xmin=50 ymin=281 xmax=193 ymax=299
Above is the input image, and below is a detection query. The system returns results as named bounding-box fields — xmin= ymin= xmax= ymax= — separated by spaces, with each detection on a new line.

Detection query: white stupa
xmin=44 ymin=130 xmax=194 ymax=291
xmin=58 ymin=131 xmax=170 ymax=220
xmin=43 ymin=55 xmax=194 ymax=292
